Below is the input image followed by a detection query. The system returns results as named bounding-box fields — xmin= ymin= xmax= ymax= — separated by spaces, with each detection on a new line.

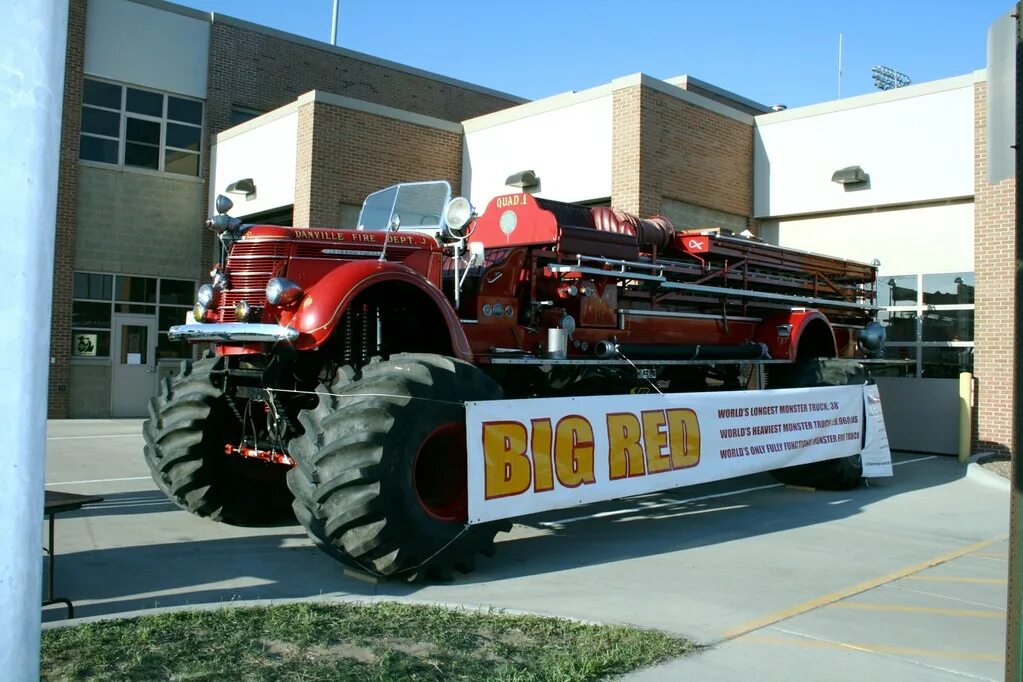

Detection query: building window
xmin=72 ymin=272 xmax=196 ymax=360
xmin=79 ymin=77 xmax=203 ymax=177
xmin=878 ymin=271 xmax=974 ymax=378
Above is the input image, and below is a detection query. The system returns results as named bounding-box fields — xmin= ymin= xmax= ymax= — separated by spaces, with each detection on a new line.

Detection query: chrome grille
xmin=222 ymin=239 xmax=288 ymax=311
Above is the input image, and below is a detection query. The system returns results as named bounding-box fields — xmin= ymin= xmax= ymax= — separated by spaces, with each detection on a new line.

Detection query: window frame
xmin=79 ymin=76 xmax=204 ymax=179
xmin=878 ymin=271 xmax=975 ymax=378
xmin=71 ymin=271 xmax=196 ymax=362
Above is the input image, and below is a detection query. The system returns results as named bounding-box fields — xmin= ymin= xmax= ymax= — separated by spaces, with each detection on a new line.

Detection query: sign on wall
xmin=73 ymin=333 xmax=98 ymax=357
xmin=466 ymin=385 xmax=890 ymax=524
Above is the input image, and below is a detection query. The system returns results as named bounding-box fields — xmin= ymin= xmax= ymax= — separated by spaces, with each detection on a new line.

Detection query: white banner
xmin=861 ymin=385 xmax=893 ymax=477
xmin=466 ymin=385 xmax=890 ymax=524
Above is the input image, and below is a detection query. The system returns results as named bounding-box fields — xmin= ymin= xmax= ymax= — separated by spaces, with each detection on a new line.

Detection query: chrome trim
xmin=548 ymin=263 xmax=665 ymax=282
xmin=660 ymin=280 xmax=880 ymax=310
xmin=619 ymin=308 xmax=762 ymax=323
xmin=169 ymin=323 xmax=299 ymax=343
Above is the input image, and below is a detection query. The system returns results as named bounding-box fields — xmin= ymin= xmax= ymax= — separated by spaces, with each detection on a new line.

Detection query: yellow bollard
xmin=958 ymin=371 xmax=973 ymax=463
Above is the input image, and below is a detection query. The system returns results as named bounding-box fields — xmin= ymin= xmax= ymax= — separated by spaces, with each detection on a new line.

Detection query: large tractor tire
xmin=287 ymin=353 xmax=509 ymax=581
xmin=143 ymin=355 xmax=293 ymax=525
xmin=768 ymin=358 xmax=869 ymax=491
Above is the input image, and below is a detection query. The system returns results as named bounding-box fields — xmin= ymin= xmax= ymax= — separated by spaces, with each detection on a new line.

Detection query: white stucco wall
xmin=759 ymin=202 xmax=974 ymax=277
xmin=210 ymin=110 xmax=299 ymax=217
xmin=754 ymin=76 xmax=975 ymax=218
xmin=85 ymin=0 xmax=209 ymax=98
xmin=462 ymin=89 xmax=613 ymax=207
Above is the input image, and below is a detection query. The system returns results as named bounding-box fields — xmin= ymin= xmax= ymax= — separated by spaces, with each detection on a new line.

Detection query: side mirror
xmin=215 ymin=194 xmax=234 ymax=215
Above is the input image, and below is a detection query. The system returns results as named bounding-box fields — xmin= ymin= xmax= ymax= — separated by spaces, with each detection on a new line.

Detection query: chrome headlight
xmin=265 ymin=277 xmax=304 ymax=306
xmin=234 ymin=300 xmax=251 ymax=322
xmin=442 ymin=196 xmax=475 ymax=240
xmin=197 ymin=284 xmax=214 ymax=306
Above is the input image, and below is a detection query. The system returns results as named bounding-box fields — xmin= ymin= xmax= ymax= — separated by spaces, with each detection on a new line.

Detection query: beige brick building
xmin=54 ymin=0 xmax=523 ymax=417
xmin=53 ymin=0 xmax=1013 ymax=459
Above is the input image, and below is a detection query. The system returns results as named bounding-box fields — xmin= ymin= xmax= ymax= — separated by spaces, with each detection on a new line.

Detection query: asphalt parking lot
xmin=44 ymin=419 xmax=1009 ymax=680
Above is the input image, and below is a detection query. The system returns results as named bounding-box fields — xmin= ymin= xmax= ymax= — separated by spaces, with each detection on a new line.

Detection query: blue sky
xmin=175 ymin=0 xmax=1011 ymax=107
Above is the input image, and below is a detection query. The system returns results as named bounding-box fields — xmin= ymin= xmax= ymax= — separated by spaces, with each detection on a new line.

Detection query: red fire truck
xmin=145 ymin=181 xmax=881 ymax=580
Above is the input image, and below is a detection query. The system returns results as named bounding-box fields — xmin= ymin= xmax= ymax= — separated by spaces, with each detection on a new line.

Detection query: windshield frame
xmin=357 ymin=180 xmax=452 ymax=233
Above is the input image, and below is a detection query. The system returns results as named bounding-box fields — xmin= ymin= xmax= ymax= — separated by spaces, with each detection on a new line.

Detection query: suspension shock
xmin=342 ymin=308 xmax=353 ymax=365
xmin=360 ymin=303 xmax=371 ymax=365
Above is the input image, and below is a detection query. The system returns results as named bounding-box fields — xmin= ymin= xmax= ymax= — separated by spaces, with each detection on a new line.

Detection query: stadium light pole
xmin=871 ymin=65 xmax=912 ymax=91
xmin=0 ymin=0 xmax=67 ymax=679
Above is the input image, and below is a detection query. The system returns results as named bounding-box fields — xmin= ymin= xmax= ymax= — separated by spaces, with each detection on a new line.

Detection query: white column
xmin=0 ymin=1 xmax=69 ymax=679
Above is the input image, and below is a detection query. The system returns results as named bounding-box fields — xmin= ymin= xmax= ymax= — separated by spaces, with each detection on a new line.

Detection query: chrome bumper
xmin=169 ymin=323 xmax=300 ymax=343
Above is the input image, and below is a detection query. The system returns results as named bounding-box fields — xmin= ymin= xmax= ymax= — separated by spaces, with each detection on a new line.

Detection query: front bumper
xmin=169 ymin=323 xmax=299 ymax=343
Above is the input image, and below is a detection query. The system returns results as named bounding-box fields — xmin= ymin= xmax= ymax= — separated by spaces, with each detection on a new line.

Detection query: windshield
xmin=357 ymin=181 xmax=452 ymax=232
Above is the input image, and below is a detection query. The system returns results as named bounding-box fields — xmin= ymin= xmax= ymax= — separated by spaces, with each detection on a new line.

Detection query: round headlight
xmin=859 ymin=321 xmax=886 ymax=353
xmin=235 ymin=300 xmax=251 ymax=322
xmin=442 ymin=196 xmax=475 ymax=240
xmin=193 ymin=302 xmax=208 ymax=323
xmin=266 ymin=277 xmax=303 ymax=306
xmin=197 ymin=284 xmax=214 ymax=306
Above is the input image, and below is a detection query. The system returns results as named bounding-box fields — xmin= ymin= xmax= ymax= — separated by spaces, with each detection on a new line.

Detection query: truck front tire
xmin=143 ymin=355 xmax=293 ymax=525
xmin=287 ymin=353 xmax=508 ymax=580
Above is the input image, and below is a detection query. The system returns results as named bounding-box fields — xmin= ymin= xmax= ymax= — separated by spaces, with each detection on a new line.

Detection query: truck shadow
xmin=44 ymin=454 xmax=973 ymax=622
xmin=442 ymin=454 xmax=969 ymax=587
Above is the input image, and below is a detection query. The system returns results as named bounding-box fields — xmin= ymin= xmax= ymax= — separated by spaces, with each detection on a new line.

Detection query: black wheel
xmin=143 ymin=355 xmax=294 ymax=525
xmin=768 ymin=358 xmax=869 ymax=491
xmin=287 ymin=353 xmax=509 ymax=581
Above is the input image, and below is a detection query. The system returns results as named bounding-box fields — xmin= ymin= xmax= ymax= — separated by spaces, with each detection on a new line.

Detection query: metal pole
xmin=330 ymin=0 xmax=339 ymax=46
xmin=0 ymin=0 xmax=68 ymax=679
xmin=838 ymin=33 xmax=843 ymax=98
xmin=1009 ymin=4 xmax=1023 ymax=679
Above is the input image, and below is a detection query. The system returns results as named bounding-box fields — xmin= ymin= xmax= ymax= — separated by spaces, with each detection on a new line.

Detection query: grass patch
xmin=42 ymin=601 xmax=694 ymax=681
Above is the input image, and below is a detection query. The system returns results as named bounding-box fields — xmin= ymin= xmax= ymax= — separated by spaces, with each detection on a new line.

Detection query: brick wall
xmin=293 ymin=100 xmax=463 ymax=228
xmin=638 ymin=87 xmax=753 ymax=221
xmin=611 ymin=83 xmax=753 ymax=223
xmin=203 ymin=20 xmax=520 ymax=267
xmin=611 ymin=86 xmax=643 ymax=214
xmin=973 ymin=80 xmax=1017 ymax=455
xmin=49 ymin=0 xmax=87 ymax=418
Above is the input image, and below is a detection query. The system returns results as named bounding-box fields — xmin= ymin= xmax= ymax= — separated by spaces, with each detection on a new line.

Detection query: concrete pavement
xmin=43 ymin=420 xmax=1009 ymax=679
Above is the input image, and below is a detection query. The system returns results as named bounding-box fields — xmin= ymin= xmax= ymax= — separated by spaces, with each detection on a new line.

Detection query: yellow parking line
xmin=973 ymin=552 xmax=1008 ymax=560
xmin=832 ymin=602 xmax=1004 ymax=618
xmin=905 ymin=575 xmax=1006 ymax=585
xmin=745 ymin=634 xmax=1003 ymax=663
xmin=721 ymin=534 xmax=1008 ymax=639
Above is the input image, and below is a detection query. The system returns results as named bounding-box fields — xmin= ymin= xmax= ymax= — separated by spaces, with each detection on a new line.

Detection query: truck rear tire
xmin=768 ymin=358 xmax=868 ymax=491
xmin=287 ymin=353 xmax=508 ymax=580
xmin=143 ymin=355 xmax=293 ymax=525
